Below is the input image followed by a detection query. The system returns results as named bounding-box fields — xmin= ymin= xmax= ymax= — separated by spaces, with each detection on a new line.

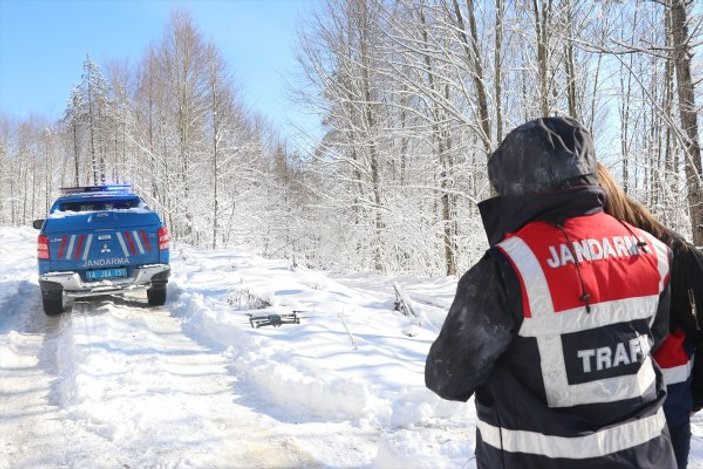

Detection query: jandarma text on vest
xmin=546 ymin=235 xmax=645 ymax=268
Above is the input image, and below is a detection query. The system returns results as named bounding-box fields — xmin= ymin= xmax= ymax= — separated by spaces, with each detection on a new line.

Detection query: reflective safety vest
xmin=479 ymin=212 xmax=671 ymax=465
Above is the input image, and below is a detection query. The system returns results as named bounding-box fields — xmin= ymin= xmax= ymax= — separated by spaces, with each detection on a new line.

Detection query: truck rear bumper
xmin=40 ymin=264 xmax=170 ymax=298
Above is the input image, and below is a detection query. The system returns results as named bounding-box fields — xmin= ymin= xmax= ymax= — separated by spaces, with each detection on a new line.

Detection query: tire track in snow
xmin=0 ymin=279 xmax=316 ymax=468
xmin=0 ymin=282 xmax=122 ymax=468
xmin=58 ymin=292 xmax=319 ymax=468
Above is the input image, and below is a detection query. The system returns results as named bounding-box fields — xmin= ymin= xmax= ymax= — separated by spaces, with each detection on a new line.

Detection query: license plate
xmin=86 ymin=268 xmax=127 ymax=280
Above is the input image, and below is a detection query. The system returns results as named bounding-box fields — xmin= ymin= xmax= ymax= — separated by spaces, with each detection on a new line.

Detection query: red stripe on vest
xmin=653 ymin=329 xmax=689 ymax=368
xmin=510 ymin=212 xmax=662 ymax=313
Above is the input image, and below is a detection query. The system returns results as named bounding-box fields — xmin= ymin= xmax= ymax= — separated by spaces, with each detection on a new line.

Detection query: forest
xmin=0 ymin=0 xmax=701 ymax=276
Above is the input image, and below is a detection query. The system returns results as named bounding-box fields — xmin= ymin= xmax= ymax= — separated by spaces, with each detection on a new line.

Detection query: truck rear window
xmin=56 ymin=198 xmax=141 ymax=213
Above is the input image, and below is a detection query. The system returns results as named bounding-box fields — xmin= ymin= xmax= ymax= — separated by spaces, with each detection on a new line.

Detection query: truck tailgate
xmin=43 ymin=211 xmax=163 ymax=274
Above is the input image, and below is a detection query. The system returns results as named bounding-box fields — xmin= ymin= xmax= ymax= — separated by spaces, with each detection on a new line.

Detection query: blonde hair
xmin=596 ymin=163 xmax=676 ymax=247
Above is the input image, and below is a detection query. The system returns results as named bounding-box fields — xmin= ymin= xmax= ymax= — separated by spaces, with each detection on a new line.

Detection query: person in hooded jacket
xmin=425 ymin=116 xmax=676 ymax=469
xmin=597 ymin=162 xmax=703 ymax=469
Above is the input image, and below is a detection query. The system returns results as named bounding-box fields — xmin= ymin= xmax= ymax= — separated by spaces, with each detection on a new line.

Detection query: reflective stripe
xmin=477 ymin=408 xmax=666 ymax=459
xmin=124 ymin=231 xmax=137 ymax=255
xmin=57 ymin=235 xmax=67 ymax=258
xmin=65 ymin=235 xmax=76 ymax=260
xmin=73 ymin=235 xmax=85 ymax=260
xmin=498 ymin=237 xmax=554 ymax=318
xmin=632 ymin=229 xmax=668 ymax=331
xmin=115 ymin=232 xmax=130 ymax=257
xmin=661 ymin=360 xmax=693 ymax=385
xmin=519 ymin=296 xmax=660 ymax=337
xmin=82 ymin=234 xmax=93 ymax=261
xmin=638 ymin=230 xmax=670 ymax=294
xmin=140 ymin=230 xmax=152 ymax=252
xmin=132 ymin=230 xmax=145 ymax=254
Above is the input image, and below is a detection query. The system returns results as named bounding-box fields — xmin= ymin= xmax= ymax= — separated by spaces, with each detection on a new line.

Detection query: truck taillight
xmin=37 ymin=235 xmax=49 ymax=259
xmin=158 ymin=227 xmax=170 ymax=251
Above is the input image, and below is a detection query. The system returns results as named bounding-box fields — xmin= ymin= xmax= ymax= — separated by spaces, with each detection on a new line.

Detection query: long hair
xmin=596 ymin=163 xmax=678 ymax=248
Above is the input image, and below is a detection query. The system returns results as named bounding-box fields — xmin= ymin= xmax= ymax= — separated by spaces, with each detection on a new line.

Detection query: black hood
xmin=479 ymin=186 xmax=606 ymax=246
xmin=488 ymin=117 xmax=597 ymax=196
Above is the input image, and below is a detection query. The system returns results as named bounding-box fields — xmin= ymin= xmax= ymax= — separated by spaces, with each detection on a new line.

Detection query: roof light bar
xmin=59 ymin=184 xmax=133 ymax=195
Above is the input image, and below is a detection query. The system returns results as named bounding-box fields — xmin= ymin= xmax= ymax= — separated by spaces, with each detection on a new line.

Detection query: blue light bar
xmin=59 ymin=184 xmax=133 ymax=195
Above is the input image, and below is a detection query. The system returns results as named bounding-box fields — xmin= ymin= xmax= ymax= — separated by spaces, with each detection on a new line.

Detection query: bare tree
xmin=670 ymin=0 xmax=703 ymax=245
xmin=63 ymin=87 xmax=83 ymax=186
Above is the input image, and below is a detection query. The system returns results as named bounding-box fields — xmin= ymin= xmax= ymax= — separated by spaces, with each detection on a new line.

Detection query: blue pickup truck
xmin=32 ymin=185 xmax=170 ymax=315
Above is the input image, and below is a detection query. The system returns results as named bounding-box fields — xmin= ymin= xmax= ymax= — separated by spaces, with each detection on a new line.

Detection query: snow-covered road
xmin=0 ymin=263 xmax=314 ymax=467
xmin=3 ymin=226 xmax=703 ymax=468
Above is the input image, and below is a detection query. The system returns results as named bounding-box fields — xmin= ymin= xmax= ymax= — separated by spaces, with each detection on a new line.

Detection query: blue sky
xmin=0 ymin=0 xmax=320 ymax=138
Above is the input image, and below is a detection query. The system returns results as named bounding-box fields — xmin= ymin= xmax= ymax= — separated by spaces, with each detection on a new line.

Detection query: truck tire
xmin=42 ymin=294 xmax=64 ymax=316
xmin=147 ymin=286 xmax=167 ymax=306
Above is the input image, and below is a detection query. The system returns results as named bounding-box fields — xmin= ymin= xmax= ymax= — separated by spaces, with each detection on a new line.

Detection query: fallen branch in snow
xmin=393 ymin=282 xmax=417 ymax=318
xmin=394 ymin=282 xmax=440 ymax=334
xmin=337 ymin=310 xmax=358 ymax=350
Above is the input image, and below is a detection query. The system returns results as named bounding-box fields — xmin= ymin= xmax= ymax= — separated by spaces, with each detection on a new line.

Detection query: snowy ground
xmin=2 ymin=225 xmax=703 ymax=468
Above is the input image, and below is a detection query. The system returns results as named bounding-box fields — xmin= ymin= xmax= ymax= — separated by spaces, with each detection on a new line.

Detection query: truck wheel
xmin=147 ymin=287 xmax=167 ymax=306
xmin=42 ymin=294 xmax=64 ymax=316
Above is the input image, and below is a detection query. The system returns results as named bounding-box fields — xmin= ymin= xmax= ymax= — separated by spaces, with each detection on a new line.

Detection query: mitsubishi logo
xmin=101 ymin=243 xmax=111 ymax=254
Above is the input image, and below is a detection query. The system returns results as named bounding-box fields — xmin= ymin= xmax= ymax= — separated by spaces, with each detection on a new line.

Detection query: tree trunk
xmin=88 ymin=76 xmax=98 ymax=185
xmin=421 ymin=6 xmax=457 ymax=276
xmin=663 ymin=4 xmax=676 ymax=226
xmin=210 ymin=61 xmax=219 ymax=250
xmin=533 ymin=0 xmax=552 ymax=117
xmin=670 ymin=0 xmax=703 ymax=245
xmin=563 ymin=0 xmax=578 ymax=121
xmin=495 ymin=0 xmax=504 ymax=144
xmin=73 ymin=120 xmax=80 ymax=186
xmin=359 ymin=0 xmax=384 ymax=272
xmin=452 ymin=0 xmax=491 ymax=156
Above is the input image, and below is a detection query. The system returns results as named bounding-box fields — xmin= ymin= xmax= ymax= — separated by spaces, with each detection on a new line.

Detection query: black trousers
xmin=669 ymin=419 xmax=691 ymax=469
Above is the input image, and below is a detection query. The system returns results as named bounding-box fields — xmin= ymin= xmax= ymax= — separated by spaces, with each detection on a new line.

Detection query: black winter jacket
xmin=425 ymin=187 xmax=675 ymax=469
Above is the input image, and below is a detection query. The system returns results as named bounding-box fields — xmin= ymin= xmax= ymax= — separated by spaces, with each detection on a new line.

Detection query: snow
xmin=2 ymin=225 xmax=703 ymax=468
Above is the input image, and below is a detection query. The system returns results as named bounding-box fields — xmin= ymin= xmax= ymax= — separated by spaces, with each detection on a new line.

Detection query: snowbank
xmin=168 ymin=245 xmax=471 ymax=429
